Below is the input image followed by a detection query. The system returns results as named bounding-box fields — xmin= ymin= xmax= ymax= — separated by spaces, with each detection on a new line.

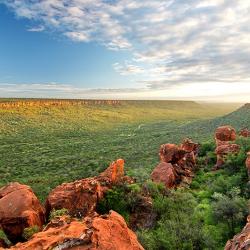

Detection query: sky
xmin=0 ymin=0 xmax=250 ymax=102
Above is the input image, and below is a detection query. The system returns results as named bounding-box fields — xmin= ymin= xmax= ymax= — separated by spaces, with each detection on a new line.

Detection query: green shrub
xmin=22 ymin=225 xmax=40 ymax=240
xmin=211 ymin=188 xmax=248 ymax=238
xmin=0 ymin=229 xmax=11 ymax=246
xmin=49 ymin=208 xmax=68 ymax=221
xmin=96 ymin=186 xmax=130 ymax=222
xmin=199 ymin=141 xmax=215 ymax=157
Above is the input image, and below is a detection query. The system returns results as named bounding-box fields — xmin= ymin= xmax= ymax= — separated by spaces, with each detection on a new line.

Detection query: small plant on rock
xmin=22 ymin=226 xmax=40 ymax=240
xmin=49 ymin=208 xmax=68 ymax=221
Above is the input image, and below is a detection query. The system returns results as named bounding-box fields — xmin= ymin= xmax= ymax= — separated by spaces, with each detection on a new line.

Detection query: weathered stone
xmin=0 ymin=182 xmax=45 ymax=243
xmin=225 ymin=216 xmax=250 ymax=250
xmin=5 ymin=211 xmax=144 ymax=250
xmin=151 ymin=162 xmax=176 ymax=188
xmin=239 ymin=128 xmax=250 ymax=138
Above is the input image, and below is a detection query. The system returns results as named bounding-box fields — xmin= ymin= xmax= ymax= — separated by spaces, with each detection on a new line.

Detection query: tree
xmin=212 ymin=187 xmax=248 ymax=238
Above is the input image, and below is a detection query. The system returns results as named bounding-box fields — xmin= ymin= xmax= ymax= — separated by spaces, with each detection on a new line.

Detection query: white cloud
xmin=113 ymin=62 xmax=145 ymax=75
xmin=2 ymin=0 xmax=250 ymax=98
xmin=27 ymin=25 xmax=45 ymax=32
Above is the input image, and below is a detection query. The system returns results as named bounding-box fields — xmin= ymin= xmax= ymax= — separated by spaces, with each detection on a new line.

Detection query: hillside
xmin=0 ymin=100 xmax=245 ymax=201
xmin=176 ymin=103 xmax=250 ymax=141
xmin=0 ymin=100 xmax=249 ymax=249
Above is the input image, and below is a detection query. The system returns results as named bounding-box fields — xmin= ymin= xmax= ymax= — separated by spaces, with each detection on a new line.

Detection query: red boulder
xmin=7 ymin=211 xmax=144 ymax=250
xmin=215 ymin=125 xmax=237 ymax=144
xmin=159 ymin=144 xmax=186 ymax=164
xmin=45 ymin=159 xmax=133 ymax=219
xmin=45 ymin=178 xmax=102 ymax=219
xmin=151 ymin=162 xmax=176 ymax=188
xmin=0 ymin=183 xmax=45 ymax=243
xmin=180 ymin=138 xmax=199 ymax=155
xmin=239 ymin=128 xmax=250 ymax=137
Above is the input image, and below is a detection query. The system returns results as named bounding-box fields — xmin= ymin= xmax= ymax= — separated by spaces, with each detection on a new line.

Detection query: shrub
xmin=96 ymin=186 xmax=130 ymax=222
xmin=199 ymin=141 xmax=215 ymax=157
xmin=49 ymin=208 xmax=68 ymax=221
xmin=22 ymin=225 xmax=40 ymax=240
xmin=211 ymin=188 xmax=248 ymax=238
xmin=0 ymin=229 xmax=11 ymax=246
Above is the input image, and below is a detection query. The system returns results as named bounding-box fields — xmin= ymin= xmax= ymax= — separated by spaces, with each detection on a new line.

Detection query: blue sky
xmin=0 ymin=0 xmax=250 ymax=101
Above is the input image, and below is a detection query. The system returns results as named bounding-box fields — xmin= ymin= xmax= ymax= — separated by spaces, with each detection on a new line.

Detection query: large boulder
xmin=151 ymin=162 xmax=176 ymax=188
xmin=45 ymin=159 xmax=134 ymax=219
xmin=239 ymin=128 xmax=250 ymax=138
xmin=214 ymin=126 xmax=240 ymax=170
xmin=225 ymin=216 xmax=250 ymax=250
xmin=215 ymin=126 xmax=237 ymax=144
xmin=159 ymin=144 xmax=186 ymax=164
xmin=154 ymin=139 xmax=199 ymax=188
xmin=0 ymin=183 xmax=45 ymax=243
xmin=45 ymin=178 xmax=102 ymax=219
xmin=5 ymin=211 xmax=144 ymax=250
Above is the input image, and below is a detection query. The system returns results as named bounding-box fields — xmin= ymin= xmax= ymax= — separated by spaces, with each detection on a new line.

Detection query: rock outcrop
xmin=215 ymin=126 xmax=237 ymax=144
xmin=4 ymin=211 xmax=144 ymax=250
xmin=45 ymin=159 xmax=134 ymax=219
xmin=0 ymin=183 xmax=45 ymax=243
xmin=152 ymin=138 xmax=198 ymax=188
xmin=225 ymin=216 xmax=250 ymax=250
xmin=45 ymin=178 xmax=103 ymax=219
xmin=151 ymin=162 xmax=176 ymax=188
xmin=159 ymin=144 xmax=186 ymax=164
xmin=214 ymin=126 xmax=240 ymax=170
xmin=239 ymin=128 xmax=250 ymax=138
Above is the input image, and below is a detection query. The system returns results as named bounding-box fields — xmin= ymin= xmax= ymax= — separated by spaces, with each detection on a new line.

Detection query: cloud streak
xmin=1 ymin=0 xmax=250 ymax=93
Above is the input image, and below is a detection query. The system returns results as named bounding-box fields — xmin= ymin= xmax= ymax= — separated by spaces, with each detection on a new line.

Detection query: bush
xmin=199 ymin=141 xmax=215 ymax=157
xmin=211 ymin=188 xmax=248 ymax=238
xmin=0 ymin=229 xmax=11 ymax=247
xmin=22 ymin=225 xmax=40 ymax=240
xmin=139 ymin=190 xmax=209 ymax=250
xmin=49 ymin=208 xmax=68 ymax=221
xmin=96 ymin=186 xmax=130 ymax=222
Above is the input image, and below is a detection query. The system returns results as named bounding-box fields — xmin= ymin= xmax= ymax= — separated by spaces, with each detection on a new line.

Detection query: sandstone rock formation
xmin=0 ymin=183 xmax=45 ymax=243
xmin=45 ymin=159 xmax=134 ymax=219
xmin=45 ymin=178 xmax=103 ymax=219
xmin=215 ymin=125 xmax=237 ymax=144
xmin=151 ymin=162 xmax=176 ymax=188
xmin=239 ymin=128 xmax=250 ymax=138
xmin=97 ymin=158 xmax=133 ymax=185
xmin=159 ymin=144 xmax=186 ymax=164
xmin=225 ymin=216 xmax=250 ymax=250
xmin=214 ymin=126 xmax=240 ymax=170
xmin=3 ymin=211 xmax=144 ymax=250
xmin=152 ymin=138 xmax=198 ymax=188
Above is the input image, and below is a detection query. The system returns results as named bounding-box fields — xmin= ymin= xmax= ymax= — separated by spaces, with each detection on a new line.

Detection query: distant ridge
xmin=0 ymin=99 xmax=199 ymax=109
xmin=180 ymin=103 xmax=250 ymax=140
